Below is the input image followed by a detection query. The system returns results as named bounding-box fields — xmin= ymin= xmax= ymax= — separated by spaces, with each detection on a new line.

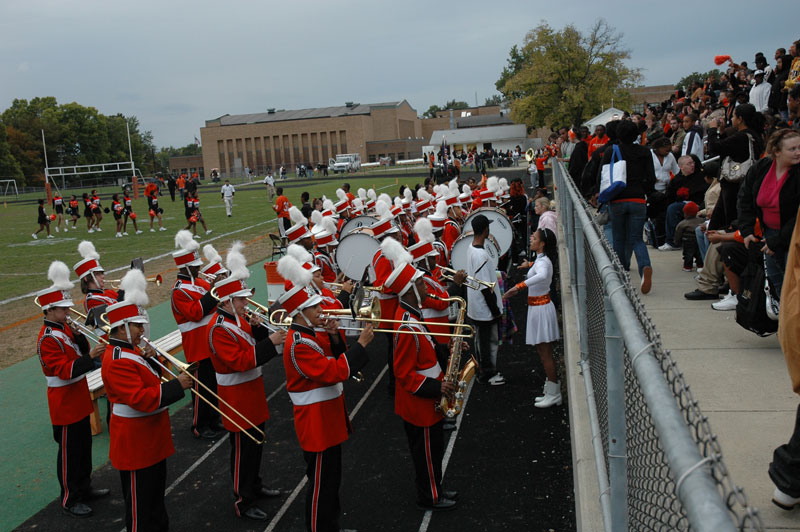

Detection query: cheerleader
xmin=67 ymin=195 xmax=80 ymax=230
xmin=111 ymin=194 xmax=124 ymax=238
xmin=52 ymin=192 xmax=65 ymax=232
xmin=502 ymin=228 xmax=562 ymax=408
xmin=121 ymin=190 xmax=142 ymax=235
xmin=90 ymin=190 xmax=103 ymax=231
xmin=32 ymin=198 xmax=53 ymax=239
xmin=148 ymin=193 xmax=165 ymax=232
xmin=82 ymin=193 xmax=96 ymax=232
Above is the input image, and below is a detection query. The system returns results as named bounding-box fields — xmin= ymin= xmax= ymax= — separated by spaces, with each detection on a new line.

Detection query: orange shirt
xmin=144 ymin=183 xmax=157 ymax=198
xmin=177 ymin=177 xmax=186 ymax=189
xmin=273 ymin=195 xmax=290 ymax=218
xmin=588 ymin=135 xmax=610 ymax=158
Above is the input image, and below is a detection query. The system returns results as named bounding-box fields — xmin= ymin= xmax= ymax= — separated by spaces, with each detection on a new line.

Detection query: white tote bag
xmin=598 ymin=144 xmax=627 ymax=204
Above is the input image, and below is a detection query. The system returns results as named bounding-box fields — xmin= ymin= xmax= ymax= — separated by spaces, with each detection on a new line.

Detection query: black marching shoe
xmin=193 ymin=427 xmax=222 ymax=440
xmin=62 ymin=502 xmax=93 ymax=518
xmin=257 ymin=487 xmax=282 ymax=498
xmin=684 ymin=289 xmax=719 ymax=301
xmin=86 ymin=487 xmax=110 ymax=499
xmin=242 ymin=506 xmax=268 ymax=521
xmin=417 ymin=497 xmax=458 ymax=511
xmin=441 ymin=490 xmax=459 ymax=501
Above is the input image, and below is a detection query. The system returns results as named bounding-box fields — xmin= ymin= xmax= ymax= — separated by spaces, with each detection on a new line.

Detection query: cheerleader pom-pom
xmin=714 ymin=55 xmax=732 ymax=66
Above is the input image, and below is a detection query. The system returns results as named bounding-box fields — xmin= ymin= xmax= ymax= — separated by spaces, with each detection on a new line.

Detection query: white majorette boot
xmin=535 ymin=380 xmax=562 ymax=408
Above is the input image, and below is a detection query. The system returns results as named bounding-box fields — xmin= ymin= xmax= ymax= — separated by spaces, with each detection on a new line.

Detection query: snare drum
xmin=340 ymin=215 xmax=378 ymax=237
xmin=449 ymin=231 xmax=500 ymax=272
xmin=336 ymin=230 xmax=380 ymax=281
xmin=465 ymin=207 xmax=513 ymax=256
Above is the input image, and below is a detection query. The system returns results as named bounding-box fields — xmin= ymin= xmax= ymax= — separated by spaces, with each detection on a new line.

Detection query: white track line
xmin=264 ymin=366 xmax=388 ymax=532
xmin=417 ymin=379 xmax=476 ymax=532
xmin=1 ymin=218 xmax=278 ymax=306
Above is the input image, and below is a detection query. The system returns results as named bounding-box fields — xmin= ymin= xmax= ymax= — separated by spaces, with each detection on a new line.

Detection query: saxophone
xmin=435 ymin=295 xmax=479 ymax=418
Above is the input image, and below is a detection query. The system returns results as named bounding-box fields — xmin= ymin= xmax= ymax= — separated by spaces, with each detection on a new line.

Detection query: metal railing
xmin=552 ymin=161 xmax=763 ymax=531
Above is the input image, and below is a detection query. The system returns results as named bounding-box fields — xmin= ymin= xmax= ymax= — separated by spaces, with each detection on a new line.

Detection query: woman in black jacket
xmin=603 ymin=120 xmax=657 ymax=293
xmin=706 ymin=103 xmax=766 ymax=231
xmin=770 ymin=54 xmax=794 ymax=120
xmin=737 ymin=129 xmax=800 ymax=295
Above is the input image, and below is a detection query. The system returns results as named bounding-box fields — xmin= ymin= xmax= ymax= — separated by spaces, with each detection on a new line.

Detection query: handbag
xmin=598 ymin=145 xmax=627 ymax=204
xmin=720 ymin=133 xmax=754 ymax=183
xmin=594 ymin=207 xmax=610 ymax=226
xmin=764 ymin=253 xmax=780 ymax=321
xmin=735 ymin=246 xmax=778 ymax=336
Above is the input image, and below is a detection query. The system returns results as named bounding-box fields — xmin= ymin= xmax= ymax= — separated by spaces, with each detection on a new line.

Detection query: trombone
xmin=245 ymin=298 xmax=287 ymax=333
xmin=438 ymin=266 xmax=497 ymax=291
xmin=107 ymin=274 xmax=164 ymax=289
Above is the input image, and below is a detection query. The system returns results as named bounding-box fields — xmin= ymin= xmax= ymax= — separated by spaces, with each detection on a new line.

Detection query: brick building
xmin=200 ymin=100 xmax=427 ymax=177
xmin=168 ymin=155 xmax=204 ymax=178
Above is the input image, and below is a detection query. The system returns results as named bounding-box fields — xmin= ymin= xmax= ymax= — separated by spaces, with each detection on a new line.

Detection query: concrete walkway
xmin=632 ymin=247 xmax=798 ymax=531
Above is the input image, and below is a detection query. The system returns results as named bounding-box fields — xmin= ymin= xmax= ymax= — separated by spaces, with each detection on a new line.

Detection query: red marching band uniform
xmin=279 ymin=274 xmax=369 ymax=532
xmin=102 ymin=291 xmax=186 ymax=532
xmin=170 ymin=232 xmax=220 ymax=437
xmin=36 ymin=267 xmax=101 ymax=515
xmin=74 ymin=241 xmax=119 ymax=338
xmin=207 ymin=268 xmax=281 ymax=517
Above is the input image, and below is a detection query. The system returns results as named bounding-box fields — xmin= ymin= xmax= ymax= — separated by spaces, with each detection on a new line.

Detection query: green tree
xmin=443 ymin=99 xmax=469 ymax=110
xmin=0 ymin=122 xmax=24 ymax=183
xmin=423 ymin=104 xmax=442 ymax=119
xmin=499 ymin=20 xmax=641 ymax=130
xmin=484 ymin=94 xmax=504 ymax=106
xmin=675 ymin=69 xmax=722 ymax=92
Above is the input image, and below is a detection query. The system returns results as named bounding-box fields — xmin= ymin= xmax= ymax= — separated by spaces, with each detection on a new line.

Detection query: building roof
xmin=210 ymin=101 xmax=405 ymax=126
xmin=456 ymin=114 xmax=513 ymax=128
xmin=428 ymin=124 xmax=527 ymax=145
xmin=582 ymin=107 xmax=626 ymax=130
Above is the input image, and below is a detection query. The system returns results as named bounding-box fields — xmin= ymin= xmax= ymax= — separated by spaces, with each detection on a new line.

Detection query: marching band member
xmin=102 ymin=270 xmax=192 ymax=531
xmin=200 ymin=244 xmax=230 ymax=283
xmin=466 ymin=214 xmax=506 ymax=386
xmin=286 ymin=206 xmax=314 ymax=251
xmin=279 ymin=254 xmax=374 ymax=532
xmin=386 ymin=260 xmax=459 ymax=511
xmin=171 ymin=230 xmax=221 ymax=439
xmin=415 ymin=190 xmax=433 ymax=216
xmin=310 ymin=213 xmax=339 ymax=283
xmin=208 ymin=243 xmax=286 ymax=521
xmin=334 ymin=188 xmax=351 ymax=220
xmin=36 ymin=261 xmax=108 ymax=518
xmin=74 ymin=241 xmax=118 ymax=339
xmin=365 ymin=188 xmax=377 ymax=212
xmin=441 ymin=194 xmax=462 ymax=252
xmin=502 ymin=228 xmax=562 ymax=408
xmin=458 ymin=184 xmax=473 ymax=217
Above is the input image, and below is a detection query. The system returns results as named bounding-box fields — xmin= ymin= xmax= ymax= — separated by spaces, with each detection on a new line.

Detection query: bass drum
xmin=449 ymin=231 xmax=500 ymax=273
xmin=464 ymin=207 xmax=513 ymax=256
xmin=335 ymin=229 xmax=380 ymax=281
xmin=340 ymin=215 xmax=378 ymax=237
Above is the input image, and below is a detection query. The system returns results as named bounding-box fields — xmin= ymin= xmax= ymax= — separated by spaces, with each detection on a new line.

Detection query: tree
xmin=484 ymin=94 xmax=504 ymax=106
xmin=675 ymin=69 xmax=722 ymax=92
xmin=499 ymin=20 xmax=641 ymax=130
xmin=0 ymin=122 xmax=24 ymax=183
xmin=423 ymin=105 xmax=442 ymax=119
xmin=443 ymin=99 xmax=469 ymax=110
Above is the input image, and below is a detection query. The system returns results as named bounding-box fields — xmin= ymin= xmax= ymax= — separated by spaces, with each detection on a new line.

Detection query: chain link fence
xmin=553 ymin=161 xmax=763 ymax=531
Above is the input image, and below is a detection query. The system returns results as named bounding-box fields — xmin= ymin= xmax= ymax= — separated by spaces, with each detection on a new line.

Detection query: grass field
xmin=0 ymin=173 xmax=426 ymax=369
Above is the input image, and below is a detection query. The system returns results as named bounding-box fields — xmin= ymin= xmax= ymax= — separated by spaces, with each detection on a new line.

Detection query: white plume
xmin=486 ymin=176 xmax=500 ymax=194
xmin=358 ymin=188 xmax=367 ymax=200
xmin=367 ymin=189 xmax=377 ymax=201
xmin=47 ymin=261 xmax=74 ymax=290
xmin=77 ymin=240 xmax=100 ymax=260
xmin=289 ymin=205 xmax=307 ymax=226
xmin=499 ymin=177 xmax=509 ymax=191
xmin=225 ymin=241 xmax=249 ymax=280
xmin=378 ymin=193 xmax=392 ymax=206
xmin=417 ymin=190 xmax=431 ymax=201
xmin=119 ymin=269 xmax=148 ymax=306
xmin=414 ymin=217 xmax=435 ymax=244
xmin=381 ymin=237 xmax=412 ymax=266
xmin=394 ymin=197 xmax=403 ymax=209
xmin=335 ymin=188 xmax=347 ymax=202
xmin=277 ymin=255 xmax=311 ymax=287
xmin=462 ymin=184 xmax=471 ymax=194
xmin=321 ymin=216 xmax=338 ymax=236
xmin=435 ymin=200 xmax=448 ymax=216
xmin=322 ymin=198 xmax=335 ymax=211
xmin=375 ymin=200 xmax=391 ymax=220
xmin=448 ymin=178 xmax=459 ymax=194
xmin=175 ymin=229 xmax=199 ymax=252
xmin=203 ymin=244 xmax=222 ymax=264
xmin=403 ymin=188 xmax=413 ymax=202
xmin=310 ymin=210 xmax=323 ymax=226
xmin=287 ymin=243 xmax=313 ymax=263
xmin=352 ymin=198 xmax=364 ymax=211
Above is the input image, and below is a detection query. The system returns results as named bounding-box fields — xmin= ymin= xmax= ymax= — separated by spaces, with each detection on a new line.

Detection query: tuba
xmin=435 ymin=295 xmax=478 ymax=418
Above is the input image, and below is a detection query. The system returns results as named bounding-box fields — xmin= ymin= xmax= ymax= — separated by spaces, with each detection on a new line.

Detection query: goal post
xmin=0 ymin=179 xmax=19 ymax=197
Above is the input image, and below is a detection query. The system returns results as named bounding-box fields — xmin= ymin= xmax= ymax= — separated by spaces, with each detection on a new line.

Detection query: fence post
xmin=604 ymin=295 xmax=628 ymax=530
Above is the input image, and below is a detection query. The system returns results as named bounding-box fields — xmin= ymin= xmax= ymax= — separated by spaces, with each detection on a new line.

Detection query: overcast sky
xmin=2 ymin=0 xmax=798 ymax=148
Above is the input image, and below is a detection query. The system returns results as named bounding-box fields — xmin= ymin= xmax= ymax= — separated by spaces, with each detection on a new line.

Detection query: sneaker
xmin=55 ymin=226 xmax=59 ymax=232
xmin=193 ymin=235 xmax=201 ymax=239
xmin=684 ymin=289 xmax=719 ymax=300
xmin=47 ymin=234 xmax=54 ymax=239
xmin=122 ymin=232 xmax=128 ymax=236
xmin=206 ymin=229 xmax=212 ymax=235
xmin=658 ymin=242 xmax=680 ymax=251
xmin=115 ymin=232 xmax=122 ymax=238
xmin=150 ymin=228 xmax=156 ymax=232
xmin=773 ymin=487 xmax=800 ymax=510
xmin=488 ymin=373 xmax=506 ymax=386
xmin=159 ymin=227 xmax=167 ymax=231
xmin=640 ymin=266 xmax=653 ymax=295
xmin=135 ymin=230 xmax=143 ymax=234
xmin=63 ymin=228 xmax=68 ymax=233
xmin=95 ymin=227 xmax=102 ymax=232
xmin=88 ymin=228 xmax=94 ymax=233
xmin=712 ymin=291 xmax=738 ymax=311
xmin=682 ymin=266 xmax=693 ymax=272
xmin=31 ymin=233 xmax=37 ymax=239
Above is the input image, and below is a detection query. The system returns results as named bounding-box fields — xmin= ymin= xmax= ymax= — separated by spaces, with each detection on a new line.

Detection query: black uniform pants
xmin=191 ymin=358 xmax=220 ymax=435
xmin=770 ymin=403 xmax=800 ymax=497
xmin=119 ymin=459 xmax=168 ymax=532
xmin=303 ymin=445 xmax=342 ymax=532
xmin=230 ymin=422 xmax=266 ymax=515
xmin=383 ymin=331 xmax=395 ymax=393
xmin=52 ymin=415 xmax=93 ymax=509
xmin=403 ymin=420 xmax=445 ymax=505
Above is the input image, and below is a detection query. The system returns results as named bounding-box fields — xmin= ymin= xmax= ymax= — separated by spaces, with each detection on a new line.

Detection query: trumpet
xmin=107 ymin=274 xmax=163 ymax=289
xmin=245 ymin=298 xmax=287 ymax=333
xmin=438 ymin=266 xmax=496 ymax=291
xmin=198 ymin=271 xmax=218 ymax=282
